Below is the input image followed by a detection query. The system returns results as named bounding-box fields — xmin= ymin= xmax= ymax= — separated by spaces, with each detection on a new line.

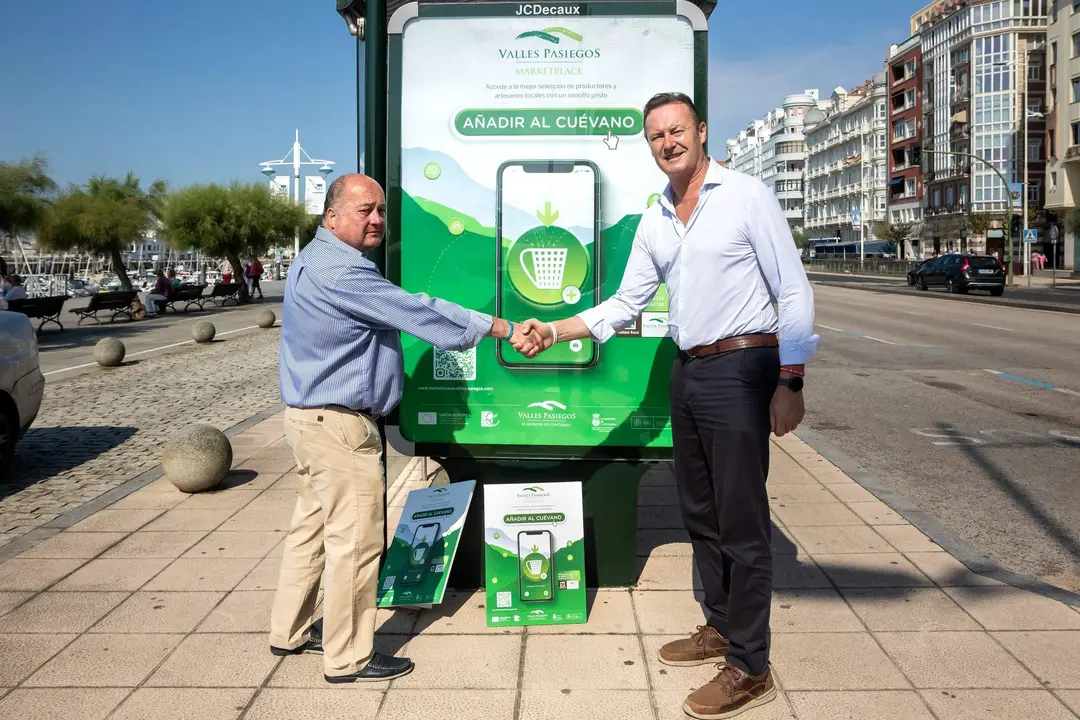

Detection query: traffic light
xmin=1010 ymin=214 xmax=1021 ymax=237
xmin=911 ymin=145 xmax=921 ymax=165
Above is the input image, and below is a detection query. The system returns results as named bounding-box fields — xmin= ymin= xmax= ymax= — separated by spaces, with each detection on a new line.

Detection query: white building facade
xmin=803 ymin=74 xmax=890 ymax=250
xmin=1045 ymin=0 xmax=1080 ymax=273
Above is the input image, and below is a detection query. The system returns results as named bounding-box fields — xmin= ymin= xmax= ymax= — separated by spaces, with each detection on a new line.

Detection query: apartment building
xmin=803 ymin=73 xmax=890 ymax=252
xmin=919 ymin=0 xmax=1048 ymax=259
xmin=724 ymin=90 xmax=827 ymax=231
xmin=1044 ymin=0 xmax=1080 ymax=273
xmin=911 ymin=1 xmax=938 ymax=35
xmin=886 ymin=35 xmax=925 ymax=259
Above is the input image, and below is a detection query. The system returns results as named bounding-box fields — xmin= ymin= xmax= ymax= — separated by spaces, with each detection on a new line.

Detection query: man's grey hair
xmin=323 ymin=175 xmax=349 ymax=218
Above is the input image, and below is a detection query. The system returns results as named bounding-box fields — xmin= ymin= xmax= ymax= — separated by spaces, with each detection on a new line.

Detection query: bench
xmin=69 ymin=290 xmax=140 ymax=324
xmin=162 ymin=284 xmax=207 ymax=313
xmin=7 ymin=295 xmax=68 ymax=334
xmin=197 ymin=282 xmax=243 ymax=308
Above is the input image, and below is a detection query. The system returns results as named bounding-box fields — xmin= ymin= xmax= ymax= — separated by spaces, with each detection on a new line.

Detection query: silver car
xmin=0 ymin=311 xmax=45 ymax=478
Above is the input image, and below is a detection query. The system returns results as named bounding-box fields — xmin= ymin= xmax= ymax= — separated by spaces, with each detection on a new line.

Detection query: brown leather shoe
xmin=683 ymin=663 xmax=777 ymax=719
xmin=657 ymin=625 xmax=730 ymax=667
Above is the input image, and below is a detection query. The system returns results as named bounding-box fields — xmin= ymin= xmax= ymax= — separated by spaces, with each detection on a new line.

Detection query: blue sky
xmin=1 ymin=1 xmax=911 ymax=189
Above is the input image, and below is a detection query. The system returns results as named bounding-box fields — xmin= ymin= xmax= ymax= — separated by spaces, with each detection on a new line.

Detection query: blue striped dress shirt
xmin=279 ymin=226 xmax=493 ymax=416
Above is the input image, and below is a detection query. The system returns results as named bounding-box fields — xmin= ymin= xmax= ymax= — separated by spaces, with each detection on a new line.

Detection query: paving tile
xmin=814 ymin=553 xmax=933 ymax=588
xmin=825 ymin=484 xmax=880 ymax=504
xmin=68 ymin=508 xmax=165 ymax=532
xmin=409 ymin=591 xmax=519 ymax=635
xmin=871 ymin=525 xmax=942 ymax=553
xmin=846 ymin=500 xmax=908 ymax=526
xmin=197 ymin=590 xmax=274 ymax=632
xmin=93 ymin=591 xmax=225 ymax=634
xmin=142 ymin=508 xmax=237 ymax=532
xmin=0 ymin=591 xmax=32 ymax=616
xmin=0 ymin=591 xmax=128 ymax=633
xmin=842 ymin=587 xmax=981 ymax=631
xmin=653 ymin=690 xmax=796 ymax=720
xmin=526 ymin=590 xmax=636 ymax=635
xmin=522 ymin=634 xmax=647 ymax=690
xmin=634 ymin=589 xmax=705 ymax=634
xmin=248 ymin=489 xmax=299 ymax=506
xmin=1057 ymin=690 xmax=1080 ymax=716
xmin=772 ymin=503 xmax=863 ymax=527
xmin=143 ymin=557 xmax=262 ymax=592
xmin=637 ymin=554 xmax=700 ymax=591
xmin=16 ymin=532 xmax=126 ymax=559
xmin=376 ymin=607 xmax=417 ymax=635
xmin=876 ymin=631 xmax=1039 ymax=688
xmin=106 ymin=485 xmax=188 ymax=510
xmin=520 ymin=690 xmax=653 ymax=720
xmin=110 ymin=688 xmax=255 ymax=720
xmin=771 ymin=589 xmax=864 ymax=633
xmin=944 ymin=587 xmax=1080 ymax=631
xmin=377 ymin=689 xmax=516 ymax=720
xmin=637 ymin=528 xmax=693 ymax=557
xmin=25 ymin=633 xmax=182 ymax=687
xmin=218 ymin=504 xmax=295 ymax=532
xmin=787 ymin=526 xmax=892 ymax=555
xmin=234 ymin=556 xmax=282 ymax=590
xmin=992 ymin=631 xmax=1080 ymax=688
xmin=767 ymin=484 xmax=834 ymax=504
xmin=644 ymin=636 xmax=735 ymax=691
xmin=0 ymin=688 xmax=129 ymax=720
xmin=787 ymin=690 xmax=935 ymax=720
xmin=0 ymin=559 xmax=85 ymax=591
xmin=772 ymin=525 xmax=802 ymax=555
xmin=246 ymin=689 xmax=381 ymax=720
xmin=267 ymin=634 xmax=408 ymax=690
xmin=0 ymin=634 xmax=76 ymax=685
xmin=393 ymin=633 xmax=519 ymax=689
xmin=810 ymin=468 xmax=858 ymax=485
xmin=175 ymin=490 xmax=263 ymax=511
xmin=773 ymin=555 xmax=832 ymax=589
xmin=771 ymin=633 xmax=909 ymax=690
xmin=767 ymin=466 xmax=820 ymax=485
xmin=147 ymin=633 xmax=279 ymax=687
xmin=904 ymin=552 xmax=1003 ymax=587
xmin=52 ymin=558 xmax=171 ymax=591
xmin=102 ymin=531 xmax=208 ymax=558
xmin=638 ymin=505 xmax=686 ymax=530
xmin=639 ymin=487 xmax=681 ymax=506
xmin=182 ymin=531 xmax=285 ymax=559
xmin=919 ymin=689 xmax=1078 ymax=719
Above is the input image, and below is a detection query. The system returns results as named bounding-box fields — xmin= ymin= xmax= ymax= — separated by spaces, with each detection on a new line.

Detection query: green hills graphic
xmin=516 ymin=27 xmax=583 ymax=43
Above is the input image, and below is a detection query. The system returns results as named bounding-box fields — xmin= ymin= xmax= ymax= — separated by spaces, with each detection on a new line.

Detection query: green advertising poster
xmin=377 ymin=480 xmax=476 ymax=608
xmin=484 ymin=481 xmax=586 ymax=627
xmin=388 ymin=2 xmax=706 ymax=457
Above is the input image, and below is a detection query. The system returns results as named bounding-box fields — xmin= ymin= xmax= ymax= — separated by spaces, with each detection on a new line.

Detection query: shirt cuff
xmin=778 ymin=333 xmax=821 ymax=366
xmin=467 ymin=311 xmax=494 ymax=344
xmin=576 ymin=307 xmax=615 ymax=343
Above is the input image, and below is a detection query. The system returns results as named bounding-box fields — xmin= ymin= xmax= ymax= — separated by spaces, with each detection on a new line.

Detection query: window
xmin=1028 ymin=63 xmax=1043 ymax=81
xmin=1051 ymin=170 xmax=1059 ymax=188
xmin=1073 ymin=121 xmax=1080 ymax=145
xmin=1073 ymin=32 xmax=1080 ymax=57
xmin=1028 ymin=181 xmax=1042 ymax=204
xmin=1028 ymin=137 xmax=1043 ymax=160
xmin=1052 ymin=41 xmax=1058 ymax=66
xmin=905 ymin=178 xmax=916 ymax=196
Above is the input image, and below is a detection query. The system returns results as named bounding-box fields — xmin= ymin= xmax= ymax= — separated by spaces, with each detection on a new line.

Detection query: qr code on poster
xmin=496 ymin=591 xmax=512 ymax=608
xmin=433 ymin=348 xmax=477 ymax=381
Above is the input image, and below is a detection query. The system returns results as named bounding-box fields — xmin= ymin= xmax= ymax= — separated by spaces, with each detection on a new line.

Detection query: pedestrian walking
xmin=521 ymin=92 xmax=818 ymax=719
xmin=246 ymin=255 xmax=264 ymax=299
xmin=272 ymin=173 xmax=541 ymax=684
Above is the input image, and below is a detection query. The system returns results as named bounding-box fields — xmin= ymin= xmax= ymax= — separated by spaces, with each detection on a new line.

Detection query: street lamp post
xmin=258 ymin=129 xmax=335 ymax=269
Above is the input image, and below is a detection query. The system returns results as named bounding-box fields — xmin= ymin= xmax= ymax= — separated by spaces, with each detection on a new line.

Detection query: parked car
xmin=0 ymin=311 xmax=44 ymax=478
xmin=907 ymin=259 xmax=932 ymax=285
xmin=915 ymin=253 xmax=1005 ymax=296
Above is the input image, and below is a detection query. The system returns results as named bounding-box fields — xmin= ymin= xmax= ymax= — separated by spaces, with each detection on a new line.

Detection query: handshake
xmin=508 ymin=319 xmax=557 ymax=359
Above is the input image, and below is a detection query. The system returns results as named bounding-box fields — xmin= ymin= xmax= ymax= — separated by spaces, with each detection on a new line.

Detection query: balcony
xmin=950 ymin=124 xmax=970 ymax=140
xmin=1064 ymin=145 xmax=1080 ymax=164
xmin=951 ymin=89 xmax=970 ymax=107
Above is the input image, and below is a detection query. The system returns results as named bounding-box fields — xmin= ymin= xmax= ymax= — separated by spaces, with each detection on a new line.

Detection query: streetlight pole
xmin=1023 ymin=48 xmax=1031 ymax=287
xmin=258 ymin=129 xmax=335 ymax=268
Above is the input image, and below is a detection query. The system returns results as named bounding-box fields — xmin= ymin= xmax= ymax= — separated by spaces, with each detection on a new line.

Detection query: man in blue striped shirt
xmin=271 ymin=173 xmax=539 ymax=683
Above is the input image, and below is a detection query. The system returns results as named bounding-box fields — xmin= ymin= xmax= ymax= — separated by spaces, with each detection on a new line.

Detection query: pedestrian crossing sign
xmin=1023 ymin=229 xmax=1037 ymax=243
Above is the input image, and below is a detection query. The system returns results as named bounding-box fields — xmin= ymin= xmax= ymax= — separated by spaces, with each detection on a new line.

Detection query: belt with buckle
xmin=686 ymin=332 xmax=778 ymax=358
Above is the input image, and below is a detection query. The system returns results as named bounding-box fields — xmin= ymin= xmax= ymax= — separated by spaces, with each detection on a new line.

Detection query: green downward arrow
xmin=536 ymin=202 xmax=560 ymax=227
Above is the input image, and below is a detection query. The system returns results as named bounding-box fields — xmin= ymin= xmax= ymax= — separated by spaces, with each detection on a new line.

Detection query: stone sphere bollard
xmin=162 ymin=424 xmax=232 ymax=493
xmin=192 ymin=321 xmax=216 ymax=343
xmin=94 ymin=338 xmax=125 ymax=367
xmin=255 ymin=309 xmax=276 ymax=328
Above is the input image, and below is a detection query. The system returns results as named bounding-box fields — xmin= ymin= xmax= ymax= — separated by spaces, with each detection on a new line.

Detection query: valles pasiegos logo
xmin=522 ymin=486 xmax=545 ymax=493
xmin=515 ymin=26 xmax=583 ymax=44
xmin=500 ymin=26 xmax=600 ymax=60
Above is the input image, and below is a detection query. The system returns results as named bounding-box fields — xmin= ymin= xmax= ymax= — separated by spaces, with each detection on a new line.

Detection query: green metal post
xmin=363 ymin=0 xmax=387 ymax=273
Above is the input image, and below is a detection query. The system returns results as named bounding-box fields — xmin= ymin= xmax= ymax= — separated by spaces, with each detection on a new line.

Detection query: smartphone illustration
xmin=496 ymin=160 xmax=600 ymax=369
xmin=517 ymin=530 xmax=555 ymax=603
xmin=400 ymin=522 xmax=440 ymax=585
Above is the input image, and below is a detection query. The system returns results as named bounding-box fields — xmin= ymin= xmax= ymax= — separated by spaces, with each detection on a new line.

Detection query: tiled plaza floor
xmin=1 ymin=413 xmax=1078 ymax=719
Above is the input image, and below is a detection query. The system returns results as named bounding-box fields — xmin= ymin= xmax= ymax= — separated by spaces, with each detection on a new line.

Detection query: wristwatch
xmin=777 ymin=375 xmax=804 ymax=393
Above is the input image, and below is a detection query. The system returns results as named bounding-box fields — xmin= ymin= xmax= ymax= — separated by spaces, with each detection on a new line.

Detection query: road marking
xmin=982 ymin=369 xmax=1080 ymax=398
xmin=972 ymin=323 xmax=1015 ymax=332
xmin=43 ymin=325 xmax=261 ymax=377
xmin=817 ymin=324 xmax=899 ymax=345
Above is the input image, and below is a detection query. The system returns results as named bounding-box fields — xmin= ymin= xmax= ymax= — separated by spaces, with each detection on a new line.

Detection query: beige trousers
xmin=269 ymin=406 xmax=384 ymax=677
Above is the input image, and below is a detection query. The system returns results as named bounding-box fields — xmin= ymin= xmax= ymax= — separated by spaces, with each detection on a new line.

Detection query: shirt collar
xmin=313 ymin=225 xmax=381 ymax=266
xmin=660 ymin=156 xmax=725 ymax=213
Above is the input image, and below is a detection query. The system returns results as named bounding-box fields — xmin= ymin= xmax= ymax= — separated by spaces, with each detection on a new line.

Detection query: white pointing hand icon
xmin=603 ymin=130 xmax=619 ymax=150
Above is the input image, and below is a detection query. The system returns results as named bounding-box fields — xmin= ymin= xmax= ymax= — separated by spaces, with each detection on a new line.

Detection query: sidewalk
xmin=1 ymin=412 xmax=1078 ymax=720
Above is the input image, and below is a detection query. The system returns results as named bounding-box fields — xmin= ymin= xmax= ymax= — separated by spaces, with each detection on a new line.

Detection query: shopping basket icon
xmin=520 ymin=247 xmax=568 ymax=290
xmin=526 ymin=559 xmax=544 ymax=575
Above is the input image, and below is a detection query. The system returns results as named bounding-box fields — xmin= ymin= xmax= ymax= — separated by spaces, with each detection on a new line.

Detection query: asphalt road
xmin=807 ymin=282 xmax=1080 ymax=592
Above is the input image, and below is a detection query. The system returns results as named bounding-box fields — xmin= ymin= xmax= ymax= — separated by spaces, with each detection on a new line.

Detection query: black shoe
xmin=324 ymin=652 xmax=414 ymax=683
xmin=270 ymin=618 xmax=324 ymax=656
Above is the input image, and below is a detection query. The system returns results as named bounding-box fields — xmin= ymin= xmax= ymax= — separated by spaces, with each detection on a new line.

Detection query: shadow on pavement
xmin=4 ymin=425 xmax=138 ymax=498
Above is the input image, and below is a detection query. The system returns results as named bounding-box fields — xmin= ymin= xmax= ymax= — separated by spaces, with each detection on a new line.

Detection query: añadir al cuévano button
xmin=454 ymin=108 xmax=643 ymax=136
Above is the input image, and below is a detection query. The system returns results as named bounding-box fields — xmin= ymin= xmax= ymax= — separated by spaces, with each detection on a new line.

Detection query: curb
xmin=0 ymin=401 xmax=288 ymax=563
xmin=795 ymin=426 xmax=1080 ymax=607
xmin=810 ymin=278 xmax=1080 ymax=315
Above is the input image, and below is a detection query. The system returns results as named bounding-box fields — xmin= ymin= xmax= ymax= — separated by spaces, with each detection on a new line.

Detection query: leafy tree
xmin=298 ymin=213 xmax=323 ymax=251
xmin=37 ymin=172 xmax=166 ymax=290
xmin=789 ymin=228 xmax=809 ymax=249
xmin=161 ymin=182 xmax=305 ymax=302
xmin=967 ymin=212 xmax=994 ymax=237
xmin=0 ymin=154 xmax=56 ymax=248
xmin=876 ymin=220 xmax=916 ymax=251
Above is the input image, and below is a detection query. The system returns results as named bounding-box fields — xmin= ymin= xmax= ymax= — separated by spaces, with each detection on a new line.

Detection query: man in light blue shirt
xmin=272 ymin=173 xmax=538 ymax=684
xmin=525 ymin=92 xmax=819 ymax=718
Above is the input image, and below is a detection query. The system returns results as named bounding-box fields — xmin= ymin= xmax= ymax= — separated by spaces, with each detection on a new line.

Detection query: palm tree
xmin=37 ymin=172 xmax=167 ymax=290
xmin=0 ymin=154 xmax=56 ymax=256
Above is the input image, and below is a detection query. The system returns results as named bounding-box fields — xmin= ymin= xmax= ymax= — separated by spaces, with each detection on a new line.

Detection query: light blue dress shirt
xmin=577 ymin=159 xmax=820 ymax=366
xmin=279 ymin=227 xmax=493 ymax=416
